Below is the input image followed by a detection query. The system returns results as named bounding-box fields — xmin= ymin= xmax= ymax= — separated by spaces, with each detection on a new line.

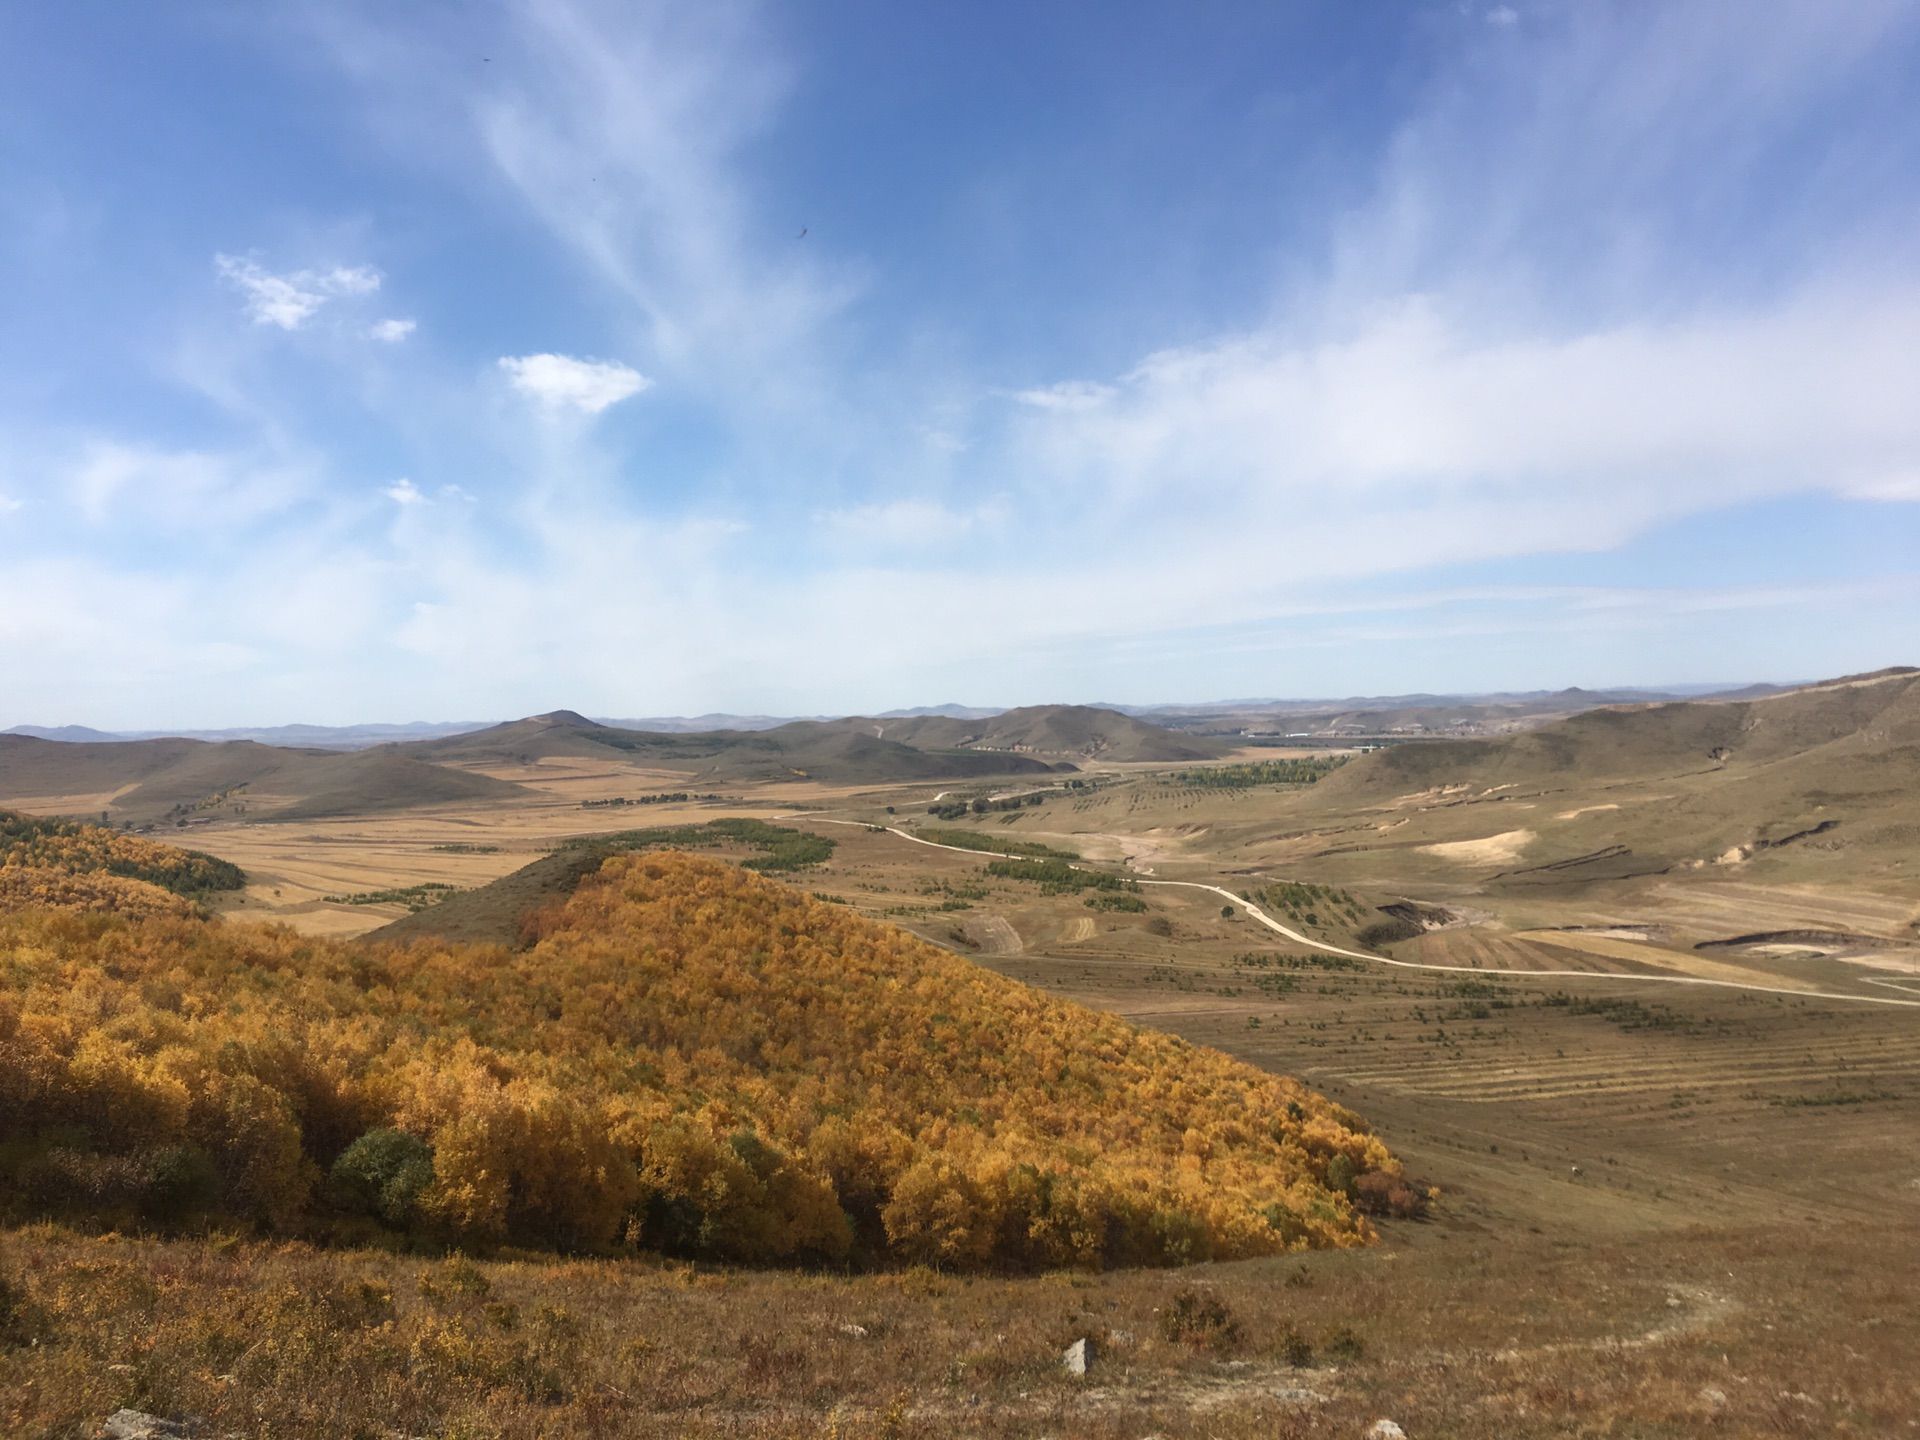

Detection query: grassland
xmin=3 ymin=679 xmax=1918 ymax=1434
xmin=7 ymin=1217 xmax=1913 ymax=1439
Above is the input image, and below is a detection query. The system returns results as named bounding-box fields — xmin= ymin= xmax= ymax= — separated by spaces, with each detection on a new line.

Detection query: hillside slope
xmin=1320 ymin=667 xmax=1920 ymax=800
xmin=0 ymin=734 xmax=531 ymax=824
xmin=1301 ymin=668 xmax=1920 ymax=891
xmin=0 ymin=848 xmax=1403 ymax=1269
xmin=403 ymin=709 xmax=1065 ymax=782
xmin=853 ymin=704 xmax=1229 ymax=762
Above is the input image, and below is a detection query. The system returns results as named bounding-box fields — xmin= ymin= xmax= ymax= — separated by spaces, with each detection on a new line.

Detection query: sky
xmin=3 ymin=0 xmax=1919 ymax=727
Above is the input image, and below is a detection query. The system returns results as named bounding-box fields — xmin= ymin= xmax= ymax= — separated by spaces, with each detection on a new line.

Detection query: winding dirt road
xmin=808 ymin=818 xmax=1920 ymax=1010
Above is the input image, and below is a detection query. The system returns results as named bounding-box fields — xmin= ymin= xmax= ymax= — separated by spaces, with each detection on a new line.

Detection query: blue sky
xmin=3 ymin=1 xmax=1918 ymax=727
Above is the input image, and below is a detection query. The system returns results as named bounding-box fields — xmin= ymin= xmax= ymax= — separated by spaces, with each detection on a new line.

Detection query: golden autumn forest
xmin=0 ymin=810 xmax=1412 ymax=1271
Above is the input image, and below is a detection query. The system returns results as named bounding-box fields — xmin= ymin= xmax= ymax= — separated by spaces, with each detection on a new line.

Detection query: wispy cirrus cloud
xmin=67 ymin=440 xmax=315 ymax=531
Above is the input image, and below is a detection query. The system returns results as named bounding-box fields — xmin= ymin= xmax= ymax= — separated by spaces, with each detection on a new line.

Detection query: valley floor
xmin=5 ymin=1216 xmax=1913 ymax=1438
xmin=6 ymin=752 xmax=1917 ymax=1436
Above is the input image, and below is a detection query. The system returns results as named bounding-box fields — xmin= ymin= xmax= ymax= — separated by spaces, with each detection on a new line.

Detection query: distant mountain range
xmin=0 ymin=703 xmax=1212 ymax=825
xmin=1 ymin=720 xmax=487 ymax=749
xmin=5 ymin=685 xmax=1791 ymax=750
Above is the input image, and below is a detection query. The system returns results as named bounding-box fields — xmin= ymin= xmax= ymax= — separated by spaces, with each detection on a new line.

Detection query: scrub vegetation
xmin=0 ymin=826 xmax=1402 ymax=1275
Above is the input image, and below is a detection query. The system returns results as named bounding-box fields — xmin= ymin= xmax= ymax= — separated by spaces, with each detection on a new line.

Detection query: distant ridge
xmin=2 ymin=719 xmax=488 ymax=750
xmin=7 ymin=681 xmax=1796 ymax=751
xmin=396 ymin=712 xmax=1070 ymax=783
xmin=0 ymin=733 xmax=531 ymax=824
xmin=825 ymin=704 xmax=1229 ymax=763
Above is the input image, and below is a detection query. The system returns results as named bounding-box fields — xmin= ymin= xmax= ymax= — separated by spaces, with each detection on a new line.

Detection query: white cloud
xmin=1011 ymin=286 xmax=1920 ymax=526
xmin=815 ymin=498 xmax=1007 ymax=548
xmin=1841 ymin=474 xmax=1920 ymax=502
xmin=67 ymin=441 xmax=313 ymax=529
xmin=369 ymin=317 xmax=417 ymax=342
xmin=498 ymin=353 xmax=650 ymax=414
xmin=384 ymin=478 xmax=425 ymax=505
xmin=1485 ymin=6 xmax=1519 ymax=26
xmin=1010 ymin=380 xmax=1114 ymax=412
xmin=0 ymin=493 xmax=21 ymax=515
xmin=215 ymin=254 xmax=382 ymax=329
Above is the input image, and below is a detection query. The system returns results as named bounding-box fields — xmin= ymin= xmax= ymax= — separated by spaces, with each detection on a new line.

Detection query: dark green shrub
xmin=329 ymin=1128 xmax=434 ymax=1225
xmin=139 ymin=1145 xmax=220 ymax=1222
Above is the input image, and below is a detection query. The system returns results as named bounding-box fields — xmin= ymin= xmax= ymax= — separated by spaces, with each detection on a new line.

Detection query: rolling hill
xmin=1304 ymin=667 xmax=1920 ymax=890
xmin=824 ymin=704 xmax=1230 ymax=763
xmin=399 ymin=709 xmax=1070 ymax=782
xmin=1128 ymin=681 xmax=1796 ymax=741
xmin=1320 ymin=667 xmax=1920 ymax=797
xmin=0 ymin=733 xmax=532 ymax=825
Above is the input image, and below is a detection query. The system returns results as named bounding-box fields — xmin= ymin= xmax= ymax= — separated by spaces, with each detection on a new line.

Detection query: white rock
xmin=1062 ymin=1337 xmax=1094 ymax=1375
xmin=1367 ymin=1422 xmax=1407 ymax=1440
xmin=837 ymin=1323 xmax=869 ymax=1338
xmin=102 ymin=1413 xmax=192 ymax=1440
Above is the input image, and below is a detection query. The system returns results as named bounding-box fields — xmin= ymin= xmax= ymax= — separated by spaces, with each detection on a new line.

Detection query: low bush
xmin=1158 ymin=1287 xmax=1241 ymax=1350
xmin=1354 ymin=1169 xmax=1430 ymax=1220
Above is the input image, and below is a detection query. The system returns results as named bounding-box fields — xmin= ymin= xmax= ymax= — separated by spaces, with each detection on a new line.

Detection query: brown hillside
xmin=852 ymin=704 xmax=1229 ymax=762
xmin=1319 ymin=667 xmax=1920 ymax=799
xmin=402 ymin=710 xmax=1065 ymax=782
xmin=0 ymin=734 xmax=531 ymax=824
xmin=1299 ymin=668 xmax=1920 ymax=892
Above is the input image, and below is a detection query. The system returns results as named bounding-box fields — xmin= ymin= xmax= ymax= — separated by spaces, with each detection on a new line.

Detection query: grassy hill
xmin=1295 ymin=667 xmax=1920 ymax=893
xmin=863 ymin=704 xmax=1230 ymax=762
xmin=0 ymin=734 xmax=532 ymax=825
xmin=0 ymin=836 xmax=1404 ymax=1270
xmin=1320 ymin=667 xmax=1920 ymax=801
xmin=402 ymin=709 xmax=1067 ymax=782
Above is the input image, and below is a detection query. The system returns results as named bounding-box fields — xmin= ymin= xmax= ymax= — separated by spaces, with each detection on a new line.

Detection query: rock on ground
xmin=102 ymin=1413 xmax=193 ymax=1440
xmin=1063 ymin=1336 xmax=1094 ymax=1375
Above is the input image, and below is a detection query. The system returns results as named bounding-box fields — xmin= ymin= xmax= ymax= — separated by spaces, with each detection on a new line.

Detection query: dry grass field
xmin=4 ymin=688 xmax=1918 ymax=1436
